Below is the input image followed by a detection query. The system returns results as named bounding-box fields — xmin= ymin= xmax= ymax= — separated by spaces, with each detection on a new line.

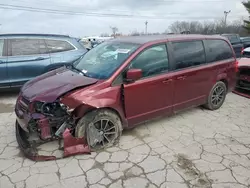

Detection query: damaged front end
xmin=233 ymin=67 xmax=250 ymax=99
xmin=15 ymin=95 xmax=91 ymax=161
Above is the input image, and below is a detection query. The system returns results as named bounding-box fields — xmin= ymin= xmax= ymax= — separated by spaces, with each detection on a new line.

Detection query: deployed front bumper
xmin=16 ymin=121 xmax=57 ymax=161
xmin=15 ymin=102 xmax=91 ymax=161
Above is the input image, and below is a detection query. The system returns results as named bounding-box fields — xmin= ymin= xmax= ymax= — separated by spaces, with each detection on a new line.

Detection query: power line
xmin=6 ymin=0 xmax=240 ymax=14
xmin=10 ymin=0 xmax=237 ymax=4
xmin=0 ymin=3 xmax=242 ymax=20
xmin=7 ymin=0 xmax=240 ymax=14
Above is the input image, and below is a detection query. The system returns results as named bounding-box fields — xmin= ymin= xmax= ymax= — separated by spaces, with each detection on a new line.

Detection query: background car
xmin=240 ymin=37 xmax=250 ymax=49
xmin=241 ymin=46 xmax=250 ymax=57
xmin=221 ymin=33 xmax=243 ymax=58
xmin=234 ymin=58 xmax=250 ymax=98
xmin=0 ymin=33 xmax=87 ymax=89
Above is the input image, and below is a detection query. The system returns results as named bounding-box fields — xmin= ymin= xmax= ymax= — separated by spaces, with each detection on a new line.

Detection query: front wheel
xmin=204 ymin=81 xmax=227 ymax=110
xmin=75 ymin=109 xmax=123 ymax=150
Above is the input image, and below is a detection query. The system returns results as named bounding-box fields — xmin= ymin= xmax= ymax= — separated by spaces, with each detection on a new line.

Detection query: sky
xmin=0 ymin=0 xmax=248 ymax=37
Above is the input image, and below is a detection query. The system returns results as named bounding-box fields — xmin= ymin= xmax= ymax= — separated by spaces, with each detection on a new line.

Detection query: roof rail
xmin=0 ymin=33 xmax=70 ymax=38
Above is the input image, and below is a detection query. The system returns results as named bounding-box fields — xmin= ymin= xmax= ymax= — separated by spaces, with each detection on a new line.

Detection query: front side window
xmin=172 ymin=40 xmax=205 ymax=70
xmin=45 ymin=39 xmax=75 ymax=53
xmin=130 ymin=44 xmax=169 ymax=78
xmin=0 ymin=39 xmax=4 ymax=56
xmin=74 ymin=41 xmax=139 ymax=79
xmin=205 ymin=39 xmax=234 ymax=63
xmin=9 ymin=39 xmax=47 ymax=56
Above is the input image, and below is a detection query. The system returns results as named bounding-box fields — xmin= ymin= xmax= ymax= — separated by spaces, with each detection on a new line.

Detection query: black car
xmin=221 ymin=34 xmax=243 ymax=58
xmin=241 ymin=37 xmax=250 ymax=48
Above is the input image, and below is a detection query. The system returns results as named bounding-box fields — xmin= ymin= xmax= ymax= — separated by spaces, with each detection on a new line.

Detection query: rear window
xmin=205 ymin=39 xmax=234 ymax=63
xmin=9 ymin=39 xmax=47 ymax=56
xmin=0 ymin=39 xmax=4 ymax=56
xmin=172 ymin=40 xmax=206 ymax=70
xmin=45 ymin=39 xmax=75 ymax=53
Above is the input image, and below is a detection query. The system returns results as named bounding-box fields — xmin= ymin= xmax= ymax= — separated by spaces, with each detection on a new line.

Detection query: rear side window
xmin=45 ymin=39 xmax=75 ymax=53
xmin=0 ymin=39 xmax=4 ymax=56
xmin=205 ymin=39 xmax=234 ymax=63
xmin=9 ymin=39 xmax=47 ymax=56
xmin=172 ymin=40 xmax=205 ymax=70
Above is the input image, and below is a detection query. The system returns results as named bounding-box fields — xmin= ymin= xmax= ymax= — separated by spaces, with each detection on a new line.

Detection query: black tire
xmin=204 ymin=81 xmax=227 ymax=110
xmin=75 ymin=109 xmax=123 ymax=150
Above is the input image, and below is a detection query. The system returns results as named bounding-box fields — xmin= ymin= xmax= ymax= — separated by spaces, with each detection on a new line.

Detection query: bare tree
xmin=100 ymin=33 xmax=110 ymax=37
xmin=130 ymin=30 xmax=140 ymax=36
xmin=168 ymin=21 xmax=202 ymax=34
xmin=168 ymin=19 xmax=246 ymax=35
xmin=110 ymin=26 xmax=118 ymax=38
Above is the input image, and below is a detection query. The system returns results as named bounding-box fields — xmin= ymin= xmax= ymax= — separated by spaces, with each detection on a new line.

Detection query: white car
xmin=242 ymin=47 xmax=250 ymax=57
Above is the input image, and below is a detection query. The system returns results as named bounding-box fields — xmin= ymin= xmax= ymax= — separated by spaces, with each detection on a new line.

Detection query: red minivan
xmin=15 ymin=35 xmax=237 ymax=159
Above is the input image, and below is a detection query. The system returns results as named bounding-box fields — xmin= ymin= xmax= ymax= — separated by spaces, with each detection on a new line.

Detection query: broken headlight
xmin=33 ymin=101 xmax=44 ymax=113
xmin=33 ymin=101 xmax=68 ymax=117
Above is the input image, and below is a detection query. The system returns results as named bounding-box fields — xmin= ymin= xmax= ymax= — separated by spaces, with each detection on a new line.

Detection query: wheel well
xmin=75 ymin=105 xmax=123 ymax=123
xmin=99 ymin=107 xmax=123 ymax=122
xmin=99 ymin=107 xmax=128 ymax=128
xmin=220 ymin=79 xmax=228 ymax=90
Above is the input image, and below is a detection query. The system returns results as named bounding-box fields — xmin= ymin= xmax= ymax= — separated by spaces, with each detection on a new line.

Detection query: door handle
xmin=176 ymin=76 xmax=187 ymax=80
xmin=162 ymin=79 xmax=173 ymax=84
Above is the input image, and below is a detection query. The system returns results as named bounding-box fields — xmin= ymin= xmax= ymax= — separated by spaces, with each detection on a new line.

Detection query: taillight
xmin=241 ymin=47 xmax=244 ymax=55
xmin=235 ymin=60 xmax=239 ymax=72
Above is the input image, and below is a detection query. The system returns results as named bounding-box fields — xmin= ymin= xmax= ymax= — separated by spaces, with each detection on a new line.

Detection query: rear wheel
xmin=204 ymin=81 xmax=227 ymax=110
xmin=75 ymin=109 xmax=123 ymax=150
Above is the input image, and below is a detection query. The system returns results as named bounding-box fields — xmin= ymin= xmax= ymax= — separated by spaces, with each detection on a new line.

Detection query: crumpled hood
xmin=21 ymin=67 xmax=98 ymax=102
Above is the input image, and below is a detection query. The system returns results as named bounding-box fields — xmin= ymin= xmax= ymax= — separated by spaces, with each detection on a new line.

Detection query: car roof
xmin=0 ymin=33 xmax=71 ymax=39
xmin=110 ymin=34 xmax=227 ymax=45
xmin=221 ymin=33 xmax=239 ymax=36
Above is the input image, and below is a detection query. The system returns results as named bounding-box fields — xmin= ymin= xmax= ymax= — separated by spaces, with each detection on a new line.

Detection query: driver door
xmin=123 ymin=43 xmax=174 ymax=126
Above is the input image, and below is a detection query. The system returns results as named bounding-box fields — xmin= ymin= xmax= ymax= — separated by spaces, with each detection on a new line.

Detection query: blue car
xmin=0 ymin=34 xmax=87 ymax=89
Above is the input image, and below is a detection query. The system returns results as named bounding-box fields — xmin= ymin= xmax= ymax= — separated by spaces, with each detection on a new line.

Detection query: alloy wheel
xmin=87 ymin=119 xmax=117 ymax=148
xmin=211 ymin=85 xmax=225 ymax=106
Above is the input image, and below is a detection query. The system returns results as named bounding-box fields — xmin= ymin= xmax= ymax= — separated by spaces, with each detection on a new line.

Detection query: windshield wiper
xmin=70 ymin=64 xmax=87 ymax=77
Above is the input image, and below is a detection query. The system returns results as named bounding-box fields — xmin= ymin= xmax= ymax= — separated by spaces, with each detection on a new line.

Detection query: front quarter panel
xmin=60 ymin=84 xmax=128 ymax=128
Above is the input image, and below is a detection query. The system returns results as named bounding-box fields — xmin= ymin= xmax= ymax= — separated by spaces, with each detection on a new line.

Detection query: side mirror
xmin=126 ymin=69 xmax=142 ymax=82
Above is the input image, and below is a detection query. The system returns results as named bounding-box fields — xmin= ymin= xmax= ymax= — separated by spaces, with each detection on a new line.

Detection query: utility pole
xmin=224 ymin=10 xmax=231 ymax=27
xmin=145 ymin=21 xmax=148 ymax=35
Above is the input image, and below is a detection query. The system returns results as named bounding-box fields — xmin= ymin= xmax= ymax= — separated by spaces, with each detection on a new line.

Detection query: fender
xmin=215 ymin=73 xmax=231 ymax=92
xmin=216 ymin=73 xmax=228 ymax=82
xmin=60 ymin=97 xmax=128 ymax=128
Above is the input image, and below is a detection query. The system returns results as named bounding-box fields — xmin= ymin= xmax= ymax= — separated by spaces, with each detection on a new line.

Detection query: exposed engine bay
xmin=15 ymin=95 xmax=91 ymax=161
xmin=30 ymin=101 xmax=73 ymax=139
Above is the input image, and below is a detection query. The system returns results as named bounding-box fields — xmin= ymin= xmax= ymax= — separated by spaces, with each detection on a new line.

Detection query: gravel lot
xmin=0 ymin=92 xmax=250 ymax=188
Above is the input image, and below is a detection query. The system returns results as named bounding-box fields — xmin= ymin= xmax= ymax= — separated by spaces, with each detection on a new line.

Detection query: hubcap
xmin=88 ymin=119 xmax=117 ymax=148
xmin=211 ymin=85 xmax=225 ymax=106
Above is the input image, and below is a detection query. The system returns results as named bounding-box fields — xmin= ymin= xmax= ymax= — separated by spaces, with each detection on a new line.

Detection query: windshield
xmin=74 ymin=41 xmax=139 ymax=79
